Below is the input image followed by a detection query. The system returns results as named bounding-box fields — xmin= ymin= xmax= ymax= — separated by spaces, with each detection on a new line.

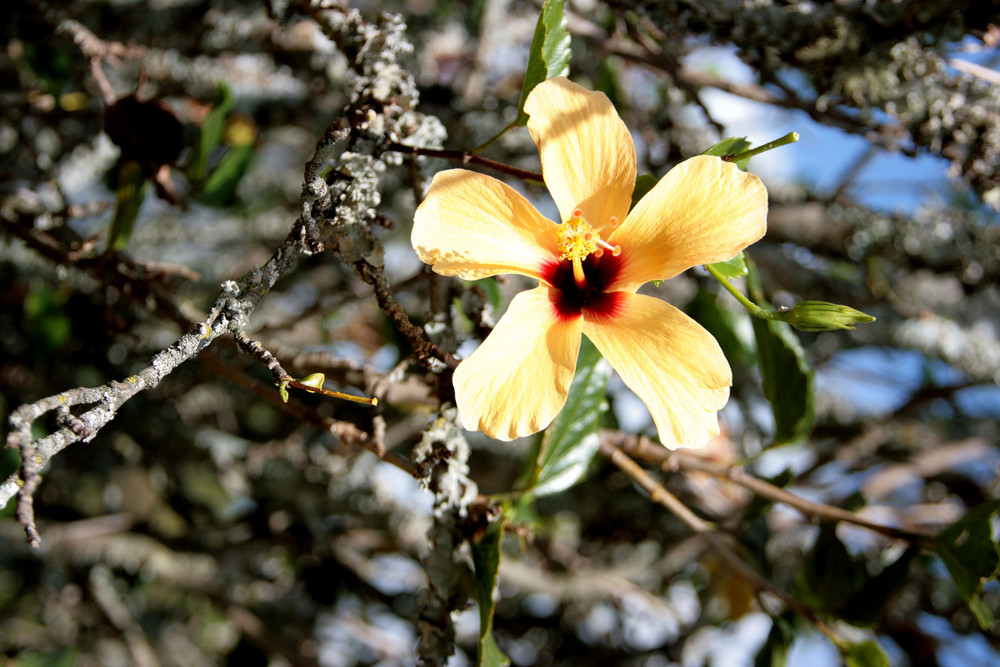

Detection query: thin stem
xmin=704 ymin=264 xmax=774 ymax=320
xmin=610 ymin=432 xmax=933 ymax=546
xmin=598 ymin=439 xmax=840 ymax=642
xmin=201 ymin=352 xmax=417 ymax=477
xmin=472 ymin=120 xmax=518 ymax=154
xmin=724 ymin=132 xmax=800 ymax=163
xmin=385 ymin=143 xmax=543 ymax=183
xmin=678 ymin=457 xmax=933 ymax=546
xmin=286 ymin=380 xmax=378 ymax=407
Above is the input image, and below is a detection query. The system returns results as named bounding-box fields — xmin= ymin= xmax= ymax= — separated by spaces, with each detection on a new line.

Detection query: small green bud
xmin=297 ymin=373 xmax=326 ymax=390
xmin=777 ymin=301 xmax=875 ymax=332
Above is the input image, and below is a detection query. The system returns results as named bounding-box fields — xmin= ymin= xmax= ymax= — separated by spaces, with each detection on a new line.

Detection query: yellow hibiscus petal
xmin=412 ymin=169 xmax=558 ymax=280
xmin=524 ymin=77 xmax=635 ymax=233
xmin=454 ymin=286 xmax=582 ymax=441
xmin=582 ymin=292 xmax=731 ymax=449
xmin=609 ymin=155 xmax=767 ymax=292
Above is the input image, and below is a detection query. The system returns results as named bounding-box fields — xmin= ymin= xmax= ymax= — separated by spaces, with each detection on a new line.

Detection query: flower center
xmin=557 ymin=209 xmax=621 ymax=289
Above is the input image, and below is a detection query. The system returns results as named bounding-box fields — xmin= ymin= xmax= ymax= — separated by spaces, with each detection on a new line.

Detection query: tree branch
xmin=606 ymin=431 xmax=933 ymax=545
xmin=599 ymin=437 xmax=840 ymax=641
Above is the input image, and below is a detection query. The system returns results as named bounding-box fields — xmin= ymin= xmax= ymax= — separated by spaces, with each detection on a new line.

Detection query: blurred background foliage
xmin=2 ymin=0 xmax=1000 ymax=665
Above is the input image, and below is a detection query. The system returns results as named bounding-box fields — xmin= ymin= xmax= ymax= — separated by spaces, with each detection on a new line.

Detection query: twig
xmin=569 ymin=11 xmax=913 ymax=155
xmin=55 ymin=17 xmax=146 ymax=105
xmin=609 ymin=432 xmax=932 ymax=545
xmin=384 ymin=142 xmax=544 ymax=183
xmin=233 ymin=330 xmax=292 ymax=383
xmin=828 ymin=144 xmax=879 ymax=201
xmin=598 ymin=437 xmax=840 ymax=641
xmin=4 ymin=323 xmax=225 ymax=543
xmin=226 ymin=606 xmax=320 ymax=667
xmin=354 ymin=258 xmax=459 ymax=371
xmin=198 ymin=352 xmax=417 ymax=477
xmin=948 ymin=58 xmax=1000 ymax=85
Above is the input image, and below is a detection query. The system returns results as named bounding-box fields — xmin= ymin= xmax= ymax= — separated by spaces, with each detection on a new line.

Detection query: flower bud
xmin=778 ymin=301 xmax=875 ymax=331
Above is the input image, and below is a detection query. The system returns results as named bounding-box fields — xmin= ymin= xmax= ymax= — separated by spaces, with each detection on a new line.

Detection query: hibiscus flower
xmin=411 ymin=77 xmax=767 ymax=448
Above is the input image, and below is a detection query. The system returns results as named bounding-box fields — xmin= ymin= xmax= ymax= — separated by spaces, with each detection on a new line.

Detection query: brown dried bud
xmin=104 ymin=95 xmax=183 ymax=174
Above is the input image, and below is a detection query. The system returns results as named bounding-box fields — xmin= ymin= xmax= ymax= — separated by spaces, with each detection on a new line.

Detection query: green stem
xmin=725 ymin=131 xmax=800 ymax=163
xmin=472 ymin=120 xmax=518 ymax=155
xmin=705 ymin=264 xmax=775 ymax=320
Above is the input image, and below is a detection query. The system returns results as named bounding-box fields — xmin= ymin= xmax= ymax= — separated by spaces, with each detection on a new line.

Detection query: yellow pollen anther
xmin=609 ymin=216 xmax=620 ymax=228
xmin=557 ymin=209 xmax=623 ymax=289
xmin=558 ymin=216 xmax=600 ymax=263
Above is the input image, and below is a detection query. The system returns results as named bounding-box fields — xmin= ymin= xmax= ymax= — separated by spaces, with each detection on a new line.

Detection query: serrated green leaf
xmin=515 ymin=0 xmax=570 ymax=126
xmin=109 ymin=159 xmax=148 ymax=251
xmin=528 ymin=338 xmax=609 ymax=497
xmin=189 ymin=82 xmax=234 ymax=181
xmin=845 ymin=640 xmax=890 ymax=667
xmin=630 ymin=173 xmax=658 ymax=211
xmin=471 ymin=515 xmax=509 ymax=667
xmin=197 ymin=144 xmax=254 ymax=206
xmin=703 ymin=136 xmax=752 ymax=171
xmin=937 ymin=499 xmax=1000 ymax=629
xmin=708 ymin=252 xmax=749 ymax=280
xmin=747 ymin=261 xmax=814 ymax=444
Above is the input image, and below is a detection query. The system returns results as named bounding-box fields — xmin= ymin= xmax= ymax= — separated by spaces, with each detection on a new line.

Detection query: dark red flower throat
xmin=543 ymin=254 xmax=625 ymax=321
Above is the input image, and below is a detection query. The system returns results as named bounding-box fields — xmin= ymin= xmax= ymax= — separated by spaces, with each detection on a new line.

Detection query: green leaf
xmin=0 ymin=446 xmax=19 ymax=491
xmin=197 ymin=144 xmax=254 ymax=206
xmin=703 ymin=136 xmax=752 ymax=171
xmin=461 ymin=277 xmax=504 ymax=312
xmin=470 ymin=515 xmax=510 ymax=667
xmin=800 ymin=524 xmax=865 ymax=612
xmin=754 ymin=614 xmax=794 ymax=667
xmin=708 ymin=252 xmax=749 ymax=280
xmin=297 ymin=373 xmax=326 ymax=390
xmin=841 ymin=547 xmax=918 ymax=626
xmin=747 ymin=261 xmax=814 ymax=444
xmin=528 ymin=337 xmax=609 ymax=497
xmin=686 ymin=287 xmax=754 ymax=369
xmin=109 ymin=159 xmax=148 ymax=251
xmin=24 ymin=284 xmax=72 ymax=353
xmin=189 ymin=82 xmax=235 ymax=181
xmin=937 ymin=499 xmax=1000 ymax=629
xmin=844 ymin=640 xmax=890 ymax=667
xmin=515 ymin=0 xmax=570 ymax=126
xmin=480 ymin=632 xmax=510 ymax=667
xmin=630 ymin=173 xmax=658 ymax=211
xmin=13 ymin=648 xmax=81 ymax=667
